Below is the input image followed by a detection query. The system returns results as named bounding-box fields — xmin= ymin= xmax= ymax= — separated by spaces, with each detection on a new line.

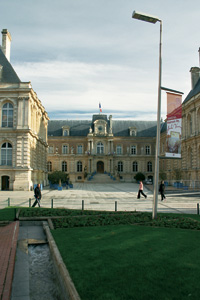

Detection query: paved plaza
xmin=1 ymin=182 xmax=200 ymax=215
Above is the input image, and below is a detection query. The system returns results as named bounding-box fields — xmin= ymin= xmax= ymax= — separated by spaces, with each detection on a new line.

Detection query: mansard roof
xmin=183 ymin=77 xmax=200 ymax=104
xmin=48 ymin=120 xmax=91 ymax=136
xmin=0 ymin=48 xmax=21 ymax=83
xmin=48 ymin=118 xmax=157 ymax=137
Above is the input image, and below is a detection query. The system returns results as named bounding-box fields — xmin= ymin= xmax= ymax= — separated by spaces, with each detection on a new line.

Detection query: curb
xmin=43 ymin=222 xmax=81 ymax=300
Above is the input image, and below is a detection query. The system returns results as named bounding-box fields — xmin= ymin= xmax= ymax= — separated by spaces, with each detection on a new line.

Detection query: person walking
xmin=32 ymin=183 xmax=42 ymax=207
xmin=159 ymin=180 xmax=166 ymax=201
xmin=137 ymin=181 xmax=147 ymax=199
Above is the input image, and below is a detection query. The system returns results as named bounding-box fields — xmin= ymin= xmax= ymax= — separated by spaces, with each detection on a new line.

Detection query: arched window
xmin=187 ymin=114 xmax=192 ymax=137
xmin=118 ymin=161 xmax=123 ymax=172
xmin=97 ymin=142 xmax=104 ymax=154
xmin=2 ymin=103 xmax=13 ymax=127
xmin=190 ymin=118 xmax=192 ymax=135
xmin=62 ymin=161 xmax=67 ymax=172
xmin=77 ymin=161 xmax=82 ymax=172
xmin=147 ymin=161 xmax=152 ymax=172
xmin=132 ymin=161 xmax=138 ymax=172
xmin=1 ymin=142 xmax=12 ymax=165
xmin=63 ymin=130 xmax=69 ymax=136
xmin=47 ymin=161 xmax=52 ymax=172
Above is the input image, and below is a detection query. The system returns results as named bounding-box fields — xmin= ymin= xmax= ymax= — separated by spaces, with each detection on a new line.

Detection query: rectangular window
xmin=131 ymin=146 xmax=136 ymax=155
xmin=62 ymin=145 xmax=68 ymax=154
xmin=77 ymin=145 xmax=83 ymax=154
xmin=146 ymin=146 xmax=150 ymax=155
xmin=48 ymin=146 xmax=54 ymax=154
xmin=116 ymin=145 xmax=122 ymax=155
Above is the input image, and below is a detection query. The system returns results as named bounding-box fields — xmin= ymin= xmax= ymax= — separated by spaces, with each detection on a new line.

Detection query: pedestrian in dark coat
xmin=32 ymin=183 xmax=42 ymax=207
xmin=159 ymin=180 xmax=166 ymax=201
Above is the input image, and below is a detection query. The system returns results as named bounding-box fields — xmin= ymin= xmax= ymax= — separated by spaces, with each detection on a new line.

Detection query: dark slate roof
xmin=112 ymin=120 xmax=157 ymax=137
xmin=48 ymin=120 xmax=92 ymax=136
xmin=48 ymin=118 xmax=158 ymax=137
xmin=183 ymin=77 xmax=200 ymax=104
xmin=0 ymin=48 xmax=21 ymax=83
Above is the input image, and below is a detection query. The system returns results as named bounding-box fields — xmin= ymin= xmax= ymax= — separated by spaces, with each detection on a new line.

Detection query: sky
xmin=1 ymin=0 xmax=200 ymax=121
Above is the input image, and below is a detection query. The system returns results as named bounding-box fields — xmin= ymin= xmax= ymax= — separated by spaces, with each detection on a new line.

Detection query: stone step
xmin=91 ymin=173 xmax=116 ymax=183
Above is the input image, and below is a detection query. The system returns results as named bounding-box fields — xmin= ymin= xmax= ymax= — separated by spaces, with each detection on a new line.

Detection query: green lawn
xmin=52 ymin=225 xmax=200 ymax=300
xmin=0 ymin=208 xmax=16 ymax=221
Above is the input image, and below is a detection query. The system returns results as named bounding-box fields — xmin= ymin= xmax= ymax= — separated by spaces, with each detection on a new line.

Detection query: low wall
xmin=43 ymin=222 xmax=81 ymax=300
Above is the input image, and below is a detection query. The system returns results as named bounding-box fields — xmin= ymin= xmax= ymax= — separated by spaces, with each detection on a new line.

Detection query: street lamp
xmin=132 ymin=11 xmax=162 ymax=219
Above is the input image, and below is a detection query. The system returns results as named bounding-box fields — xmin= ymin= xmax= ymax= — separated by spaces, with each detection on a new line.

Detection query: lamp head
xmin=132 ymin=11 xmax=160 ymax=24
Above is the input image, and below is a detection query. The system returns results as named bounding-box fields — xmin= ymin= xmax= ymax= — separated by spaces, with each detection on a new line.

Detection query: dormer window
xmin=129 ymin=127 xmax=137 ymax=136
xmin=62 ymin=126 xmax=70 ymax=136
xmin=63 ymin=130 xmax=69 ymax=136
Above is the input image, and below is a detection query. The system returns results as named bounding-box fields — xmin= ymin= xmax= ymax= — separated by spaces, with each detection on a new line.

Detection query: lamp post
xmin=132 ymin=11 xmax=162 ymax=219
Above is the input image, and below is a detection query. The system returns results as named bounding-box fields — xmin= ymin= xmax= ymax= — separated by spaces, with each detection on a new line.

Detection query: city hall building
xmin=1 ymin=28 xmax=200 ymax=190
xmin=47 ymin=115 xmax=157 ymax=183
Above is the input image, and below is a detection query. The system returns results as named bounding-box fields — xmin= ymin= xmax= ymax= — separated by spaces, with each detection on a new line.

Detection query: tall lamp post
xmin=132 ymin=11 xmax=162 ymax=219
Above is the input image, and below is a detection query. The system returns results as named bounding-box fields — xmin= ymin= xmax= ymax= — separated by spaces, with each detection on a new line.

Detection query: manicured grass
xmin=0 ymin=208 xmax=16 ymax=221
xmin=52 ymin=225 xmax=200 ymax=300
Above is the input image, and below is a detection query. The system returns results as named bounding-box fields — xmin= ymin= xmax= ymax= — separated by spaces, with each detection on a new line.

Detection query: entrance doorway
xmin=2 ymin=176 xmax=9 ymax=190
xmin=97 ymin=161 xmax=104 ymax=173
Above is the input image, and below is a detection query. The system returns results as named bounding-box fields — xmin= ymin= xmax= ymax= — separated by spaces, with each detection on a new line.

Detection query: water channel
xmin=11 ymin=223 xmax=65 ymax=300
xmin=29 ymin=244 xmax=61 ymax=300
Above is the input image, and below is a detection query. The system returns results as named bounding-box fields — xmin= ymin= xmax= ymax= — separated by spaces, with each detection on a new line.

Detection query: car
xmin=145 ymin=180 xmax=153 ymax=185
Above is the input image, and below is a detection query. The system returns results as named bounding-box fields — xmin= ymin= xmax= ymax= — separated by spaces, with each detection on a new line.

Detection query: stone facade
xmin=181 ymin=67 xmax=200 ymax=183
xmin=0 ymin=29 xmax=49 ymax=191
xmin=47 ymin=116 xmax=157 ymax=183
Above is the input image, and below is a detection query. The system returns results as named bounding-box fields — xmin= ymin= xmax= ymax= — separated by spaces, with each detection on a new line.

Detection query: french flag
xmin=99 ymin=102 xmax=102 ymax=113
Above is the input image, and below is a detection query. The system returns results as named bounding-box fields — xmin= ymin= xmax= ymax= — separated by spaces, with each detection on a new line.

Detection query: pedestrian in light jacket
xmin=137 ymin=181 xmax=147 ymax=199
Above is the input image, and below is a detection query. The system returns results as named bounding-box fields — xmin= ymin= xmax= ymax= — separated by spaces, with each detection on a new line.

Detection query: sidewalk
xmin=0 ymin=182 xmax=200 ymax=214
xmin=0 ymin=221 xmax=19 ymax=300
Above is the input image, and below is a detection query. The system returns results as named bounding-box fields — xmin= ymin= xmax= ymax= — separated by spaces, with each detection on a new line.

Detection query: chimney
xmin=190 ymin=67 xmax=200 ymax=89
xmin=109 ymin=115 xmax=113 ymax=133
xmin=1 ymin=29 xmax=12 ymax=62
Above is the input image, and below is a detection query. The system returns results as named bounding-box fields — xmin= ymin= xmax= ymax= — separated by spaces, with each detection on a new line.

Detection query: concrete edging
xmin=43 ymin=222 xmax=81 ymax=300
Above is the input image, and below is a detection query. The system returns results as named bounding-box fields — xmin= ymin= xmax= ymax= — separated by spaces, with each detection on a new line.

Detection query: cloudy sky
xmin=1 ymin=0 xmax=200 ymax=120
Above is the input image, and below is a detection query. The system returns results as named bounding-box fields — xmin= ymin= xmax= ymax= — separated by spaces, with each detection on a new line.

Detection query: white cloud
xmin=2 ymin=0 xmax=200 ymax=121
xmin=14 ymin=60 xmax=159 ymax=118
